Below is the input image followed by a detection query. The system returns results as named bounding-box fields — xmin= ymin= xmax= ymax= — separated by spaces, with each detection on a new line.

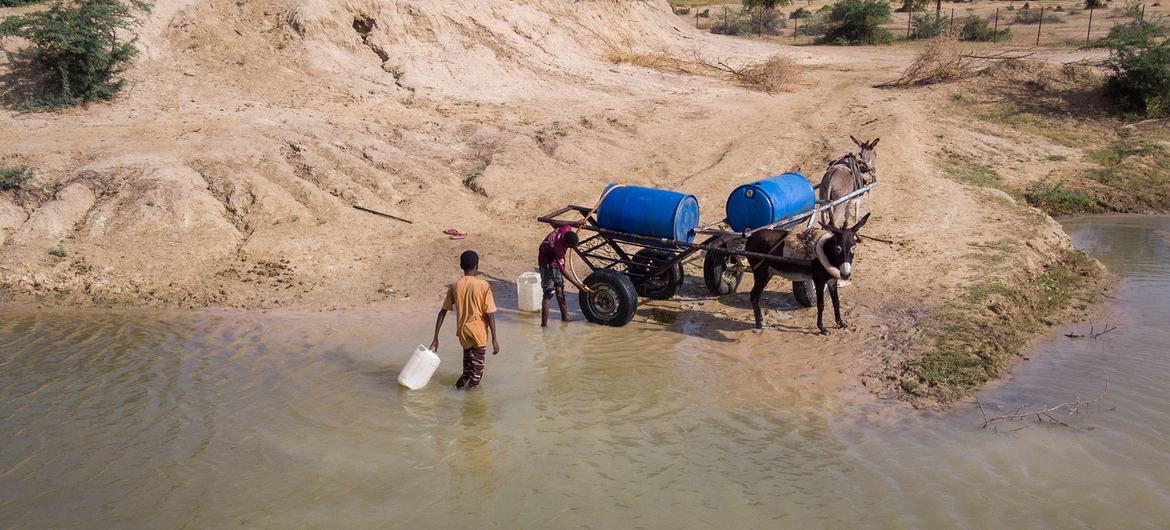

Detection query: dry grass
xmin=603 ymin=49 xmax=709 ymax=75
xmin=604 ymin=49 xmax=800 ymax=93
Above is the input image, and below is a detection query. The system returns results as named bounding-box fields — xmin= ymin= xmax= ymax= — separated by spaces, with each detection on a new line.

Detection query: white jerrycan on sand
xmin=398 ymin=345 xmax=441 ymax=390
xmin=517 ymin=272 xmax=543 ymax=312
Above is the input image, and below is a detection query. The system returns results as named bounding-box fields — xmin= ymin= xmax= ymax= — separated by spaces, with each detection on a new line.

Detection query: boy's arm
xmin=485 ymin=287 xmax=500 ymax=355
xmin=432 ymin=286 xmax=455 ymax=351
xmin=485 ymin=312 xmax=500 ymax=355
xmin=565 ymin=268 xmax=589 ymax=293
xmin=430 ymin=309 xmax=447 ymax=351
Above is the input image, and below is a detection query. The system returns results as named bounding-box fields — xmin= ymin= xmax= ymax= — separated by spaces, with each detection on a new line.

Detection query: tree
xmin=1103 ymin=19 xmax=1170 ymax=116
xmin=0 ymin=0 xmax=149 ymax=109
xmin=820 ymin=0 xmax=894 ymax=45
xmin=743 ymin=0 xmax=793 ymax=35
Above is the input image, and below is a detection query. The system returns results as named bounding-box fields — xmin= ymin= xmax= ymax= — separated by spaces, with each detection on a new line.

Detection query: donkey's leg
xmin=829 ymin=280 xmax=847 ymax=329
xmin=815 ymin=279 xmax=829 ymax=335
xmin=749 ymin=267 xmax=772 ymax=330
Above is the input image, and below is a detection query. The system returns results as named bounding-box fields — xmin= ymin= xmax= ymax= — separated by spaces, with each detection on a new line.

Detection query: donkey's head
xmin=819 ymin=213 xmax=870 ymax=280
xmin=850 ymin=135 xmax=880 ymax=169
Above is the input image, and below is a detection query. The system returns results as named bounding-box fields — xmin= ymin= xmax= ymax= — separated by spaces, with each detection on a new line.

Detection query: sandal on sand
xmin=448 ymin=234 xmax=467 ymax=240
xmin=442 ymin=228 xmax=461 ymax=236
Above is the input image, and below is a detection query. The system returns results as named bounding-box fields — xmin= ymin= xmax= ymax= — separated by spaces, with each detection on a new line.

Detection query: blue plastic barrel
xmin=596 ymin=185 xmax=700 ymax=243
xmin=725 ymin=173 xmax=816 ymax=233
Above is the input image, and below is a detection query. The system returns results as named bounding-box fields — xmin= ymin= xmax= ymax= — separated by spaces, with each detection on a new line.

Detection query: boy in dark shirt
xmin=537 ymin=225 xmax=590 ymax=327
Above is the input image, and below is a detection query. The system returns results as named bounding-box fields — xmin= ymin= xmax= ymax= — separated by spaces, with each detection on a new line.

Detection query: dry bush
xmin=604 ymin=49 xmax=802 ymax=93
xmin=722 ymin=55 xmax=801 ymax=93
xmin=877 ymin=36 xmax=1034 ymax=87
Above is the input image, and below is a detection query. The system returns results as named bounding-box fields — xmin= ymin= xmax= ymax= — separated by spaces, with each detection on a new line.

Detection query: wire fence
xmin=675 ymin=1 xmax=1159 ymax=47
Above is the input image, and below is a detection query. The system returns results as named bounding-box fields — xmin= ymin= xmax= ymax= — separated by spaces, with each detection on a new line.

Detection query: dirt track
xmin=1 ymin=0 xmax=1098 ymax=404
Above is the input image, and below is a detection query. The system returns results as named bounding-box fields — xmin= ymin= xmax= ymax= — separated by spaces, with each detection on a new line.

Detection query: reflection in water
xmin=2 ymin=215 xmax=1170 ymax=527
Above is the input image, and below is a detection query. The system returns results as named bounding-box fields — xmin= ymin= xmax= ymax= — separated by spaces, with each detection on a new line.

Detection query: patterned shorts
xmin=457 ymin=347 xmax=486 ymax=389
xmin=539 ymin=266 xmax=564 ymax=299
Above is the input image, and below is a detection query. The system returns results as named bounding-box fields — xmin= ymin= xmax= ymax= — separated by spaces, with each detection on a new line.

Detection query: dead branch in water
xmin=976 ymin=378 xmax=1108 ymax=430
xmin=1065 ymin=319 xmax=1118 ymax=339
xmin=875 ymin=36 xmax=1035 ymax=88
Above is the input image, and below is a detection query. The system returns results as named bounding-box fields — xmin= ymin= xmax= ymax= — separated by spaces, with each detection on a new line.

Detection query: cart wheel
xmin=703 ymin=244 xmax=744 ymax=296
xmin=792 ymin=280 xmax=816 ymax=308
xmin=580 ymin=269 xmax=639 ymax=326
xmin=631 ymin=248 xmax=683 ymax=300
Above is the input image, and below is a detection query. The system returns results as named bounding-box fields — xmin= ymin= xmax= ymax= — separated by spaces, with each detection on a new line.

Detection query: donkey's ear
xmin=868 ymin=138 xmax=880 ymax=149
xmin=819 ymin=221 xmax=841 ymax=233
xmin=851 ymin=213 xmax=872 ymax=232
xmin=850 ymin=135 xmax=862 ymax=147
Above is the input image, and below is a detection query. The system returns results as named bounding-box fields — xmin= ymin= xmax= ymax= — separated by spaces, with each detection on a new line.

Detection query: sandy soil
xmin=0 ymin=0 xmax=1101 ymax=405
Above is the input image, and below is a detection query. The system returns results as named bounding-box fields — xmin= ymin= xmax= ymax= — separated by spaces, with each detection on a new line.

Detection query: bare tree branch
xmin=981 ymin=378 xmax=1108 ymax=429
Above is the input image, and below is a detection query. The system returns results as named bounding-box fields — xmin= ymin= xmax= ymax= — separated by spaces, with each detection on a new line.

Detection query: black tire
xmin=580 ymin=269 xmax=639 ymax=327
xmin=792 ymin=280 xmax=816 ymax=307
xmin=703 ymin=245 xmax=745 ymax=296
xmin=631 ymin=248 xmax=684 ymax=300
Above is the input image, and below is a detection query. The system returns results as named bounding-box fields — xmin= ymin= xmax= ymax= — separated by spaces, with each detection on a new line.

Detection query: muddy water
xmin=2 ymin=215 xmax=1169 ymax=527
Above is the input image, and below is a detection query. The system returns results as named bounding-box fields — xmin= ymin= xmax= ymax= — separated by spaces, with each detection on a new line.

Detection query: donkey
xmin=816 ymin=136 xmax=878 ymax=229
xmin=745 ymin=213 xmax=871 ymax=335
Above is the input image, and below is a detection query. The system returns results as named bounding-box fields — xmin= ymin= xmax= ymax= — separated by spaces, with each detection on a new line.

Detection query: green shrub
xmin=819 ymin=0 xmax=894 ymax=45
xmin=1025 ymin=182 xmax=1095 ymax=215
xmin=0 ymin=0 xmax=149 ymax=109
xmin=912 ymin=12 xmax=948 ymax=39
xmin=0 ymin=0 xmax=46 ymax=6
xmin=0 ymin=166 xmax=32 ymax=191
xmin=1103 ymin=20 xmax=1170 ymax=116
xmin=958 ymin=14 xmax=1011 ymax=41
xmin=796 ymin=9 xmax=831 ymax=36
xmin=1084 ymin=0 xmax=1105 ymax=8
xmin=790 ymin=7 xmax=812 ymax=18
xmin=710 ymin=4 xmax=788 ymax=35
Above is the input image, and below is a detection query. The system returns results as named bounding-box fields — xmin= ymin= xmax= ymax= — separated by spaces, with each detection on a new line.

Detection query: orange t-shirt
xmin=442 ymin=275 xmax=497 ymax=349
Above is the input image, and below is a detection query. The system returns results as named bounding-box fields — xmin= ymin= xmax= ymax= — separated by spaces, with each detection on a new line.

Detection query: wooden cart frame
xmin=536 ymin=184 xmax=875 ymax=326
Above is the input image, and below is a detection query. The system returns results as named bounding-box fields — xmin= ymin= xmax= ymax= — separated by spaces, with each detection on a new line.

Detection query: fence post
xmin=907 ymin=11 xmax=913 ymax=40
xmin=1087 ymin=7 xmax=1093 ymax=43
xmin=1141 ymin=4 xmax=1146 ymax=21
xmin=696 ymin=6 xmax=699 ymax=28
xmin=1036 ymin=6 xmax=1044 ymax=46
xmin=993 ymin=8 xmax=1000 ymax=43
xmin=794 ymin=17 xmax=799 ymax=40
xmin=950 ymin=8 xmax=955 ymax=31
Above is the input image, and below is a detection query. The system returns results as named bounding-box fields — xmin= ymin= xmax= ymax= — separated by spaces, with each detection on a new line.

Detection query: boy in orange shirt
xmin=430 ymin=250 xmax=500 ymax=389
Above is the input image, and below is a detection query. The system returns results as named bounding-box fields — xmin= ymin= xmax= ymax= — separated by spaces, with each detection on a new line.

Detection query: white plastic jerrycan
xmin=517 ymin=271 xmax=543 ymax=312
xmin=398 ymin=345 xmax=441 ymax=390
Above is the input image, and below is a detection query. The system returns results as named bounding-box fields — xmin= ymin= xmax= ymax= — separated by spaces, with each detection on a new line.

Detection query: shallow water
xmin=1 ymin=215 xmax=1169 ymax=527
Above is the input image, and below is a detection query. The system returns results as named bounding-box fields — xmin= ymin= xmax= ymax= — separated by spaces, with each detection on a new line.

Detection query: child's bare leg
xmin=541 ymin=296 xmax=550 ymax=327
xmin=556 ymin=287 xmax=569 ymax=322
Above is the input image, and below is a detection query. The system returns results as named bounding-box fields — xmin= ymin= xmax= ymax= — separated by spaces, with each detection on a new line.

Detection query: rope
xmin=566 ymin=184 xmax=624 ymax=290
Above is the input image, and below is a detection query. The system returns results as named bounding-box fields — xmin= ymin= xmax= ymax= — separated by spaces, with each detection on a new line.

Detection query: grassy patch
xmin=1086 ymin=137 xmax=1170 ymax=209
xmin=902 ymin=248 xmax=1098 ymax=402
xmin=945 ymin=159 xmax=1002 ymax=186
xmin=1024 ymin=181 xmax=1096 ymax=216
xmin=1045 ymin=154 xmax=1067 ymax=161
xmin=0 ymin=166 xmax=32 ymax=191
